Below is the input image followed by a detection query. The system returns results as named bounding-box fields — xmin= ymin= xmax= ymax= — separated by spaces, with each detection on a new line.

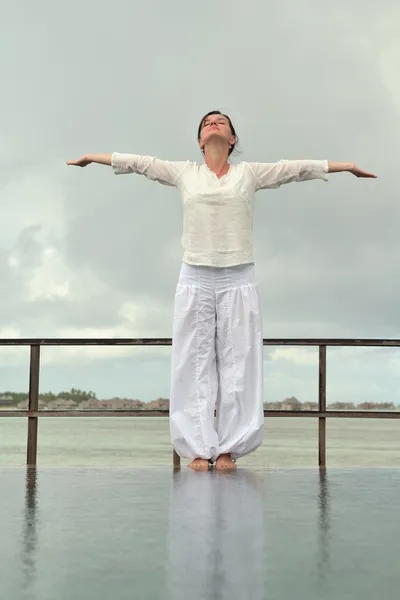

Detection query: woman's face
xmin=198 ymin=114 xmax=236 ymax=153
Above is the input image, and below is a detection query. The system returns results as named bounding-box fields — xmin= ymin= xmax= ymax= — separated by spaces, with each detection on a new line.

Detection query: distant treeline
xmin=0 ymin=390 xmax=399 ymax=411
xmin=0 ymin=388 xmax=97 ymax=406
xmin=264 ymin=396 xmax=399 ymax=411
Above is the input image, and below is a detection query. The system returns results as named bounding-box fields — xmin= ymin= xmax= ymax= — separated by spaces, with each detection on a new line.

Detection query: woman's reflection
xmin=166 ymin=469 xmax=266 ymax=600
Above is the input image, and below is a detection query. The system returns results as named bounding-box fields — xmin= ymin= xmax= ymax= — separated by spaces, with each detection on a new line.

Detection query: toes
xmin=188 ymin=459 xmax=210 ymax=471
xmin=215 ymin=458 xmax=236 ymax=470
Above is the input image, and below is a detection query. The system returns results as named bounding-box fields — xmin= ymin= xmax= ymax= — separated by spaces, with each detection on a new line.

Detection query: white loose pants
xmin=169 ymin=262 xmax=264 ymax=462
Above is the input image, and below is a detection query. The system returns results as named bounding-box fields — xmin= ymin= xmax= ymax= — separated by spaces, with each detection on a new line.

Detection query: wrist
xmin=327 ymin=161 xmax=355 ymax=173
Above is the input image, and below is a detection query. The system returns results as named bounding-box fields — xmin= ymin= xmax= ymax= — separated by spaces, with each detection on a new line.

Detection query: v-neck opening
xmin=203 ymin=162 xmax=232 ymax=181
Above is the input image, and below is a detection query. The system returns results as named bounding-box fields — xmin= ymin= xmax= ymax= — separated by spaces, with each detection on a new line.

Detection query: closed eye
xmin=204 ymin=120 xmax=227 ymax=127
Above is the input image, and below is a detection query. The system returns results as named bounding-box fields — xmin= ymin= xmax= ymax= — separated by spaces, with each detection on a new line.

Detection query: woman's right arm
xmin=67 ymin=152 xmax=190 ymax=187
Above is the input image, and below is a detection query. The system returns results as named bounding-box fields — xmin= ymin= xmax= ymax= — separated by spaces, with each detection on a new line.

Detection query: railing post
xmin=318 ymin=345 xmax=327 ymax=468
xmin=27 ymin=345 xmax=40 ymax=466
xmin=173 ymin=448 xmax=181 ymax=469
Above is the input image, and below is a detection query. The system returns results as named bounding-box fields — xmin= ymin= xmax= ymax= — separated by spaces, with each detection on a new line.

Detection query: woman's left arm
xmin=247 ymin=159 xmax=377 ymax=190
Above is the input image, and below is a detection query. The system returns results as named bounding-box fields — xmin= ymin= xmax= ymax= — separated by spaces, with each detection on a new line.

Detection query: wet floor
xmin=1 ymin=467 xmax=399 ymax=599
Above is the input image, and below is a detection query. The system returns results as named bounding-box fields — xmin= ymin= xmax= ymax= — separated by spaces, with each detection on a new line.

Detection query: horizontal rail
xmin=1 ymin=410 xmax=399 ymax=418
xmin=0 ymin=337 xmax=399 ymax=469
xmin=0 ymin=337 xmax=398 ymax=346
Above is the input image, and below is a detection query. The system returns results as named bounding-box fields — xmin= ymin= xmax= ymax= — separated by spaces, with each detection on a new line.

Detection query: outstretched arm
xmin=247 ymin=159 xmax=376 ymax=191
xmin=66 ymin=153 xmax=190 ymax=187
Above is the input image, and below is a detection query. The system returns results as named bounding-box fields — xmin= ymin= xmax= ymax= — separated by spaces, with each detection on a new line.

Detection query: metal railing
xmin=1 ymin=337 xmax=399 ymax=468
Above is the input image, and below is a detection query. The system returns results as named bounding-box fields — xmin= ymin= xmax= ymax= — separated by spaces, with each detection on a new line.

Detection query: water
xmin=1 ymin=467 xmax=399 ymax=599
xmin=1 ymin=417 xmax=400 ymax=467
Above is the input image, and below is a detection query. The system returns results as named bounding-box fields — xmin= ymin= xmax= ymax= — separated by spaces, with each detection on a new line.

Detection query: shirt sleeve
xmin=111 ymin=152 xmax=190 ymax=187
xmin=246 ymin=160 xmax=329 ymax=191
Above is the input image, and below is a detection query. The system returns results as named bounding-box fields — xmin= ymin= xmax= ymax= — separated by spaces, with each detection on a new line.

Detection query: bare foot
xmin=215 ymin=454 xmax=236 ymax=471
xmin=187 ymin=458 xmax=210 ymax=471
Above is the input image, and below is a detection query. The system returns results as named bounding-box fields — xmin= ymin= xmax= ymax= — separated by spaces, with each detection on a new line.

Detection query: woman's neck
xmin=203 ymin=140 xmax=230 ymax=176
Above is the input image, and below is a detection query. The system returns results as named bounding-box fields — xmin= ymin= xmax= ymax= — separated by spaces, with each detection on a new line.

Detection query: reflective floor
xmin=1 ymin=467 xmax=399 ymax=599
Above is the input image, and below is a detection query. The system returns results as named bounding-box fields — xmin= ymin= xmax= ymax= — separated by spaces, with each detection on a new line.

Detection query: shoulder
xmin=178 ymin=160 xmax=201 ymax=176
xmin=233 ymin=161 xmax=260 ymax=170
xmin=177 ymin=160 xmax=199 ymax=170
xmin=233 ymin=161 xmax=260 ymax=177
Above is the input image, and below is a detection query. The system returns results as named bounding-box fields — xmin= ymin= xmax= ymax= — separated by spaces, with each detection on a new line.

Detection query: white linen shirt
xmin=111 ymin=153 xmax=328 ymax=268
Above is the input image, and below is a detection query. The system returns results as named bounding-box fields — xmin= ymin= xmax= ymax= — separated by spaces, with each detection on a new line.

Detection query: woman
xmin=67 ymin=110 xmax=376 ymax=471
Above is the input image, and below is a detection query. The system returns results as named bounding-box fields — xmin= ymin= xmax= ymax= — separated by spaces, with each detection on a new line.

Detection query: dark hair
xmin=197 ymin=110 xmax=239 ymax=156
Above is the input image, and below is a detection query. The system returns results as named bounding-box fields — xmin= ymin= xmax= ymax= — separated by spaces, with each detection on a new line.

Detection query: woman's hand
xmin=349 ymin=165 xmax=377 ymax=178
xmin=66 ymin=155 xmax=93 ymax=167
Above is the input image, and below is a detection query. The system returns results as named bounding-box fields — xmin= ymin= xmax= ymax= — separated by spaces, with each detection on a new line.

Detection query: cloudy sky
xmin=1 ymin=0 xmax=399 ymax=405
